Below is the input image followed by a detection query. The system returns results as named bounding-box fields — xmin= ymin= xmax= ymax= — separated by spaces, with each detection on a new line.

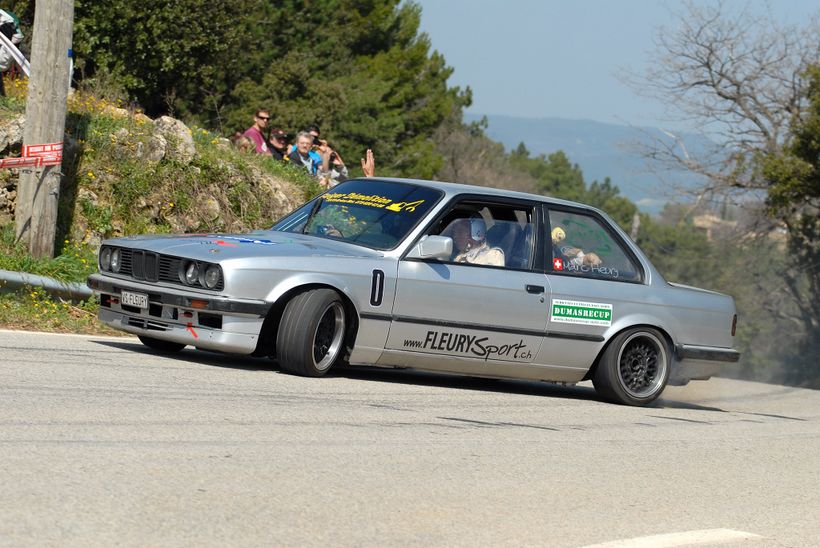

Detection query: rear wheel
xmin=138 ymin=335 xmax=186 ymax=353
xmin=592 ymin=327 xmax=670 ymax=406
xmin=276 ymin=289 xmax=347 ymax=377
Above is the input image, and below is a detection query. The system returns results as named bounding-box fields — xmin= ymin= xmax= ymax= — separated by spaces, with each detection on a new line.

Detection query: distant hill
xmin=465 ymin=113 xmax=712 ymax=213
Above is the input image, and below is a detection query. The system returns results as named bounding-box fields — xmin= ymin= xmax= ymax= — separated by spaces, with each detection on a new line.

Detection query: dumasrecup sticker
xmin=551 ymin=299 xmax=613 ymax=327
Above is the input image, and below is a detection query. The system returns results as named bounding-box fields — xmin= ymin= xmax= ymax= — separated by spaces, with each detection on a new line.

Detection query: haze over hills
xmin=465 ymin=113 xmax=713 ymax=213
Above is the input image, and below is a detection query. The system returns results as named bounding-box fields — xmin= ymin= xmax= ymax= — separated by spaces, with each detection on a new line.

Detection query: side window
xmin=424 ymin=201 xmax=536 ymax=270
xmin=548 ymin=209 xmax=641 ymax=282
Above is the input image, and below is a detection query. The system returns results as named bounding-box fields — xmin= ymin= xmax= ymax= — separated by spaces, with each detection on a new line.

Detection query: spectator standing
xmin=0 ymin=9 xmax=22 ymax=97
xmin=243 ymin=109 xmax=272 ymax=155
xmin=304 ymin=125 xmax=323 ymax=165
xmin=287 ymin=131 xmax=321 ymax=175
xmin=269 ymin=128 xmax=288 ymax=161
xmin=315 ymin=138 xmax=348 ymax=188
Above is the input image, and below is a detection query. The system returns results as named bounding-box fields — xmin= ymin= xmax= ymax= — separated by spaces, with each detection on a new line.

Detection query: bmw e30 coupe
xmin=88 ymin=178 xmax=740 ymax=406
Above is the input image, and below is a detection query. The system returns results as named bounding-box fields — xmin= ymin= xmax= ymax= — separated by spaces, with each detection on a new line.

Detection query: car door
xmin=383 ymin=198 xmax=550 ymax=366
xmin=542 ymin=206 xmax=648 ymax=369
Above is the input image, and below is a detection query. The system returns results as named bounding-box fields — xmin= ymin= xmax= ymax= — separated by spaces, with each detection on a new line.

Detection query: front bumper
xmin=89 ymin=274 xmax=270 ymax=354
xmin=99 ymin=308 xmax=263 ymax=354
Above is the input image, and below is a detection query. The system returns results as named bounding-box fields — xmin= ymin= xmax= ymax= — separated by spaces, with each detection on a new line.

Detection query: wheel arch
xmin=253 ymin=282 xmax=360 ymax=360
xmin=582 ymin=322 xmax=674 ymax=382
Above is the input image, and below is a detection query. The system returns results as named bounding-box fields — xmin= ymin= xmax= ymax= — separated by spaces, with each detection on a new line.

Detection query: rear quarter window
xmin=547 ymin=209 xmax=641 ymax=282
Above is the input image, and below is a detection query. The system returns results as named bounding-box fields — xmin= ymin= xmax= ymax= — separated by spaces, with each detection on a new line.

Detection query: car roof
xmin=366 ymin=177 xmax=594 ymax=211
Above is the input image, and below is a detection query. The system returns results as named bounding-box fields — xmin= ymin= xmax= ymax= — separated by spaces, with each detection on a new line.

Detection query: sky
xmin=415 ymin=0 xmax=820 ymax=129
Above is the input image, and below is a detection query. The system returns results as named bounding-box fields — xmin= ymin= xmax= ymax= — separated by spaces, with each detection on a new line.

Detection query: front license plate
xmin=121 ymin=290 xmax=149 ymax=309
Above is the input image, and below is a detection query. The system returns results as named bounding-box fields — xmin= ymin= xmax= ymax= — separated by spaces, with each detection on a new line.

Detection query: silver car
xmin=88 ymin=178 xmax=740 ymax=406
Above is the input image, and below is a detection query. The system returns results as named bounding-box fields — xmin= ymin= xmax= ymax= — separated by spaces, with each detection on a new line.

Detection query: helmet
xmin=469 ymin=217 xmax=486 ymax=241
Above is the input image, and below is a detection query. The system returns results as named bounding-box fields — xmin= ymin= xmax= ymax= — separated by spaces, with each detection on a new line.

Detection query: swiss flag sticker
xmin=553 ymin=257 xmax=564 ymax=271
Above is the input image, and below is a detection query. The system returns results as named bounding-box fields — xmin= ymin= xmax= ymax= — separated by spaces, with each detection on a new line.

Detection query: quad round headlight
xmin=184 ymin=261 xmax=199 ymax=285
xmin=99 ymin=247 xmax=111 ymax=271
xmin=203 ymin=264 xmax=221 ymax=289
xmin=111 ymin=248 xmax=121 ymax=273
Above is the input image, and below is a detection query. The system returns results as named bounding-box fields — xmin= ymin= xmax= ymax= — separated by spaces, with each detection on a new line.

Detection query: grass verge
xmin=0 ymin=288 xmax=123 ymax=336
xmin=0 ymin=224 xmax=124 ymax=335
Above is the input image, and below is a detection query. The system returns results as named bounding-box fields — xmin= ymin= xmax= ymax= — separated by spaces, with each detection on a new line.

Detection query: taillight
xmin=731 ymin=314 xmax=737 ymax=337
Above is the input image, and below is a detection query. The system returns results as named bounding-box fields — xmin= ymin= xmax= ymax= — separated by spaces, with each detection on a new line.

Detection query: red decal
xmin=553 ymin=258 xmax=564 ymax=271
xmin=186 ymin=322 xmax=199 ymax=338
xmin=214 ymin=240 xmax=238 ymax=247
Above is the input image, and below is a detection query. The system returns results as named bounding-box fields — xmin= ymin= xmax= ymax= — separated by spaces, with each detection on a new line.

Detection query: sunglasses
xmin=256 ymin=115 xmax=270 ymax=120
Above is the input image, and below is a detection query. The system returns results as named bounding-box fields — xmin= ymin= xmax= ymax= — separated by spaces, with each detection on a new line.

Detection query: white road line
xmin=580 ymin=528 xmax=762 ymax=548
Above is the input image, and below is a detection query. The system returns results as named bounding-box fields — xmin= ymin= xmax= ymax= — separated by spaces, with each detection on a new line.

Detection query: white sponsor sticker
xmin=551 ymin=299 xmax=613 ymax=327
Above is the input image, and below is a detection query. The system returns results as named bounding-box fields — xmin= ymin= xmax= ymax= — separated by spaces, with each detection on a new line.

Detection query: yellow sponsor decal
xmin=385 ymin=200 xmax=425 ymax=212
xmin=324 ymin=192 xmax=424 ymax=213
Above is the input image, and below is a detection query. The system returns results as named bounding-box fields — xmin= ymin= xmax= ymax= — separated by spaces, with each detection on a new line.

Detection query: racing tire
xmin=276 ymin=288 xmax=347 ymax=377
xmin=138 ymin=335 xmax=186 ymax=353
xmin=592 ymin=327 xmax=670 ymax=406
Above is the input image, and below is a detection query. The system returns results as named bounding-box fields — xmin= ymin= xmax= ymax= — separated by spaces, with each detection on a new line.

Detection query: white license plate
xmin=121 ymin=290 xmax=149 ymax=309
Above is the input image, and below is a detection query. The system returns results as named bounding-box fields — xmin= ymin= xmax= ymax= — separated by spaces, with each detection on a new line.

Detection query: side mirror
xmin=406 ymin=235 xmax=453 ymax=260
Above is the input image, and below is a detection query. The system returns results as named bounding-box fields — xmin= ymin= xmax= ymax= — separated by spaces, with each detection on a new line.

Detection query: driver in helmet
xmin=450 ymin=217 xmax=505 ymax=267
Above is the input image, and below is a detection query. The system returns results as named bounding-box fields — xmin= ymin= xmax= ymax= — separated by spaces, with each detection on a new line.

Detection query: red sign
xmin=553 ymin=257 xmax=564 ymax=271
xmin=0 ymin=156 xmax=42 ymax=169
xmin=23 ymin=142 xmax=63 ymax=166
xmin=1 ymin=142 xmax=64 ymax=169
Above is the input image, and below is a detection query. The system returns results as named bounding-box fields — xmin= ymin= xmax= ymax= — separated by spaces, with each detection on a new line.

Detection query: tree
xmin=224 ymin=0 xmax=463 ymax=178
xmin=631 ymin=1 xmax=820 ymax=192
xmin=583 ymin=178 xmax=636 ymax=230
xmin=629 ymin=1 xmax=820 ymax=384
xmin=759 ymin=65 xmax=820 ymax=384
xmin=432 ymin=113 xmax=541 ymax=192
xmin=72 ymin=0 xmax=255 ymax=118
xmin=509 ymin=148 xmax=586 ymax=201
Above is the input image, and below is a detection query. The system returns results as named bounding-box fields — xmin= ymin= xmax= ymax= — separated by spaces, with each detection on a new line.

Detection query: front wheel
xmin=138 ymin=335 xmax=186 ymax=353
xmin=592 ymin=327 xmax=670 ymax=406
xmin=276 ymin=289 xmax=347 ymax=377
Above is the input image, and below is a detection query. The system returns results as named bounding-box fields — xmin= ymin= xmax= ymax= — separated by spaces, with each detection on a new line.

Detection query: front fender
xmin=265 ymin=273 xmax=356 ymax=308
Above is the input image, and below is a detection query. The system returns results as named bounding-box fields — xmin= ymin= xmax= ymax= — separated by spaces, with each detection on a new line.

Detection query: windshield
xmin=272 ymin=179 xmax=442 ymax=249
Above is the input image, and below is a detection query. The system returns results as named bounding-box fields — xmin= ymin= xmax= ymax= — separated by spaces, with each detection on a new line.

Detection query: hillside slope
xmin=0 ymin=87 xmax=315 ymax=252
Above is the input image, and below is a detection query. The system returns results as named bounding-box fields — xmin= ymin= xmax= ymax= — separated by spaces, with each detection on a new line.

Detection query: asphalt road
xmin=1 ymin=329 xmax=818 ymax=547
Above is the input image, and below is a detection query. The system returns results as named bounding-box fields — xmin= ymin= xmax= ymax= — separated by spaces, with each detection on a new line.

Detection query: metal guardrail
xmin=0 ymin=269 xmax=93 ymax=301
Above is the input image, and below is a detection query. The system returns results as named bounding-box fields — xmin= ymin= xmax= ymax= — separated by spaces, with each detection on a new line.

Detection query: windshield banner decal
xmin=324 ymin=192 xmax=424 ymax=212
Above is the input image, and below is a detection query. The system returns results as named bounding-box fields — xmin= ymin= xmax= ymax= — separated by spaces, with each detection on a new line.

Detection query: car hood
xmin=104 ymin=231 xmax=384 ymax=261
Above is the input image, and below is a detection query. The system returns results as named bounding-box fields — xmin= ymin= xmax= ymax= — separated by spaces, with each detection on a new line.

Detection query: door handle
xmin=525 ymin=284 xmax=544 ymax=294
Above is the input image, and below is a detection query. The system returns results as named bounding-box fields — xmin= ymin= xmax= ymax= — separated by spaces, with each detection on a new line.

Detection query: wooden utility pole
xmin=14 ymin=1 xmax=74 ymax=258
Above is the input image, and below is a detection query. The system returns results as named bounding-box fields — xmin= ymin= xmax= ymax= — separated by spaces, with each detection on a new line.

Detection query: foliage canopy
xmin=55 ymin=0 xmax=465 ymax=178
